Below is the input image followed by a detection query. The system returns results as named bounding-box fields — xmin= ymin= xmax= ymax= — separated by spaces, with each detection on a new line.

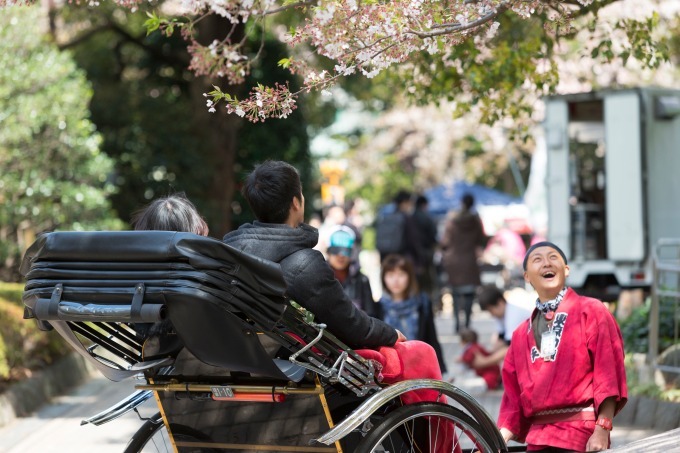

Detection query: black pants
xmin=451 ymin=287 xmax=475 ymax=332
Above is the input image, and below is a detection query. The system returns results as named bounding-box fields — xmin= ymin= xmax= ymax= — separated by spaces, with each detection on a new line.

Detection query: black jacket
xmin=417 ymin=294 xmax=448 ymax=373
xmin=223 ymin=222 xmax=397 ymax=349
xmin=340 ymin=262 xmax=379 ymax=319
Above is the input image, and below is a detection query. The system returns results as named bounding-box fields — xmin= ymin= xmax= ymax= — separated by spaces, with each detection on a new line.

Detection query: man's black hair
xmin=242 ymin=160 xmax=302 ymax=224
xmin=523 ymin=241 xmax=568 ymax=270
xmin=477 ymin=285 xmax=505 ymax=311
xmin=394 ymin=190 xmax=412 ymax=205
xmin=415 ymin=195 xmax=429 ymax=209
xmin=461 ymin=193 xmax=475 ymax=210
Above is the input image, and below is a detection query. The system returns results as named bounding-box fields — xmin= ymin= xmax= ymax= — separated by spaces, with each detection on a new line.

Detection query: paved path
xmin=0 ymin=376 xmax=156 ymax=452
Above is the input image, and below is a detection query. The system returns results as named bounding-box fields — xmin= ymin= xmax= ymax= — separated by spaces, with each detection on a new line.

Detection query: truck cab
xmin=542 ymin=88 xmax=680 ymax=300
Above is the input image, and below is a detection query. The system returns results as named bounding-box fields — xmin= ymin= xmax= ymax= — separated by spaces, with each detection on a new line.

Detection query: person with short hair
xmin=223 ymin=160 xmax=404 ymax=349
xmin=225 ymin=163 xmax=450 ymax=450
xmin=412 ymin=195 xmax=439 ymax=302
xmin=498 ymin=242 xmax=627 ymax=452
xmin=375 ymin=190 xmax=423 ymax=267
xmin=131 ymin=193 xmax=209 ymax=236
xmin=472 ymin=285 xmax=533 ymax=369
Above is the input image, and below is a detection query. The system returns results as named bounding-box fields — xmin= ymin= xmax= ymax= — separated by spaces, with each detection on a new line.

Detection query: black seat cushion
xmin=21 ymin=231 xmax=300 ymax=380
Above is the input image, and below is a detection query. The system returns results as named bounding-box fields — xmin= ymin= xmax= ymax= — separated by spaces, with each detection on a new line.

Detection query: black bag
xmin=375 ymin=211 xmax=405 ymax=255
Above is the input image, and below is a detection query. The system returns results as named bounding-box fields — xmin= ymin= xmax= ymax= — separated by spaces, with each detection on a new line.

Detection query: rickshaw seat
xmin=21 ymin=231 xmax=306 ymax=381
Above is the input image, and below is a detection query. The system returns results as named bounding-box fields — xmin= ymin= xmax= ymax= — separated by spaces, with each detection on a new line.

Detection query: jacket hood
xmin=223 ymin=222 xmax=318 ymax=263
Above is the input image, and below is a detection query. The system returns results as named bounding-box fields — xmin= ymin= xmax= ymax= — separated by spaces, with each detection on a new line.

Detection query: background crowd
xmin=307 ymin=186 xmax=547 ymax=384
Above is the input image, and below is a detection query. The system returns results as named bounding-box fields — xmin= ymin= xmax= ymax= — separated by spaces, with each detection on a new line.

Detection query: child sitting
xmin=458 ymin=328 xmax=502 ymax=390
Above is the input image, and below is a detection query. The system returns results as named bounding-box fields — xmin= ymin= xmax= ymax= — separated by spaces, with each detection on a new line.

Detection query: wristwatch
xmin=596 ymin=417 xmax=613 ymax=431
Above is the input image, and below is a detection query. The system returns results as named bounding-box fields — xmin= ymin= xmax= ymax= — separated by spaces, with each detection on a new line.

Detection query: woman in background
xmin=379 ymin=254 xmax=447 ymax=374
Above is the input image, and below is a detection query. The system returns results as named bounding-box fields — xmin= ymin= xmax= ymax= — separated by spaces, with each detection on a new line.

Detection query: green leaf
xmin=620 ymin=50 xmax=630 ymax=65
xmin=278 ymin=58 xmax=291 ymax=69
xmin=143 ymin=12 xmax=161 ymax=35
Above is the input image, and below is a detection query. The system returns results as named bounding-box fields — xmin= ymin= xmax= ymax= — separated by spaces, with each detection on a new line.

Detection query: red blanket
xmin=357 ymin=341 xmax=459 ymax=453
xmin=284 ymin=335 xmax=458 ymax=452
xmin=356 ymin=340 xmax=444 ymax=405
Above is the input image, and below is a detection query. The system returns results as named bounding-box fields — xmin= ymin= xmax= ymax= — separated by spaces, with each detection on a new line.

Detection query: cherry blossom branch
xmin=262 ymin=0 xmax=316 ymax=16
xmin=409 ymin=4 xmax=509 ymax=39
xmin=86 ymin=0 xmax=584 ymax=121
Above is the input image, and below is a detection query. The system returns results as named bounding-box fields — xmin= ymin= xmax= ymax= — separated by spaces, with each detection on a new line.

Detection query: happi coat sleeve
xmin=584 ymin=296 xmax=628 ymax=415
xmin=498 ymin=319 xmax=532 ymax=442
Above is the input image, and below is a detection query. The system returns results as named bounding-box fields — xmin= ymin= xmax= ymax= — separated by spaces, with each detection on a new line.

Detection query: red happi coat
xmin=498 ymin=288 xmax=627 ymax=451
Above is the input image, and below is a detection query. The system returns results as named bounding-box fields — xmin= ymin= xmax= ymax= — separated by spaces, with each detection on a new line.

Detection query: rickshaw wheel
xmin=356 ymin=402 xmax=494 ymax=453
xmin=124 ymin=412 xmax=217 ymax=453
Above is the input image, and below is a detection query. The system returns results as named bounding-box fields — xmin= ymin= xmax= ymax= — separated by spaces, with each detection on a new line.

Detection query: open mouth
xmin=542 ymin=271 xmax=556 ymax=279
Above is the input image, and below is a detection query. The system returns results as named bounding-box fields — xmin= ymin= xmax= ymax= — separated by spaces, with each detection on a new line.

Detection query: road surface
xmin=0 ymin=376 xmax=155 ymax=452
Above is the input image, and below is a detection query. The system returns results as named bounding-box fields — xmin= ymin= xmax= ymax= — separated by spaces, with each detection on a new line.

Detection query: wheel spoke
xmin=356 ymin=402 xmax=494 ymax=453
xmin=144 ymin=423 xmax=170 ymax=452
xmin=125 ymin=412 xmax=217 ymax=453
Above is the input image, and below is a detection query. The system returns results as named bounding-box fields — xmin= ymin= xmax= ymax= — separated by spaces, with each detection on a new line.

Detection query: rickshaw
xmin=20 ymin=230 xmax=517 ymax=453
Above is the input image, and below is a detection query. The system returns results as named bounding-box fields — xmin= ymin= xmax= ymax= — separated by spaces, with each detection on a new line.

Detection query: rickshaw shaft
xmin=135 ymin=383 xmax=323 ymax=395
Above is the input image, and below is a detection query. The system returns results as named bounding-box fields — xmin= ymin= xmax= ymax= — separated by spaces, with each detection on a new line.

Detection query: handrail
xmin=649 ymin=238 xmax=680 ymax=375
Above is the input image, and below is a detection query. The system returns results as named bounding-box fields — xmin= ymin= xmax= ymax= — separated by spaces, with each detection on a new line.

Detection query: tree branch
xmin=408 ymin=4 xmax=508 ymax=39
xmin=57 ymin=22 xmax=111 ymax=50
xmin=262 ymin=0 xmax=316 ymax=16
xmin=59 ymin=15 xmax=189 ymax=68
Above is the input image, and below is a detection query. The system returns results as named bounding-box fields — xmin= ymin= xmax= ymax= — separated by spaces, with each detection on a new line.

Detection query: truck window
xmin=567 ymin=100 xmax=607 ymax=261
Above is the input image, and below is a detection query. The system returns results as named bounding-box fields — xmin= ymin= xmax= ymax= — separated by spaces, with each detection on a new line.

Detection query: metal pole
xmin=506 ymin=147 xmax=526 ymax=197
xmin=648 ymin=244 xmax=659 ymax=369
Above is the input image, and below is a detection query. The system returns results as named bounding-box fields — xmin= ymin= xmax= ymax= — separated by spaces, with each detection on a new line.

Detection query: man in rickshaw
xmin=223 ymin=160 xmax=406 ymax=350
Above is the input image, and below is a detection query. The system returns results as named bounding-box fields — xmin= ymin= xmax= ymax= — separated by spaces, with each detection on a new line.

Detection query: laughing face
xmin=524 ymin=246 xmax=570 ymax=301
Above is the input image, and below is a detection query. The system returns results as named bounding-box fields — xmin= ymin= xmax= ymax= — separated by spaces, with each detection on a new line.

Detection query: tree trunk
xmin=190 ymin=16 xmax=244 ymax=238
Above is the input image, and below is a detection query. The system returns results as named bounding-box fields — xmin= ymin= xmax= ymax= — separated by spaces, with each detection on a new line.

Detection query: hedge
xmin=620 ymin=295 xmax=677 ymax=355
xmin=0 ymin=283 xmax=70 ymax=389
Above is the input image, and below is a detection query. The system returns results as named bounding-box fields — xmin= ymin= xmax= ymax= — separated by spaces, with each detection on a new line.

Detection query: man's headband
xmin=523 ymin=241 xmax=567 ymax=270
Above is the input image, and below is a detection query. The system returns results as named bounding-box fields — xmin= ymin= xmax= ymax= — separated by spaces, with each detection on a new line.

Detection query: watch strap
xmin=596 ymin=417 xmax=613 ymax=431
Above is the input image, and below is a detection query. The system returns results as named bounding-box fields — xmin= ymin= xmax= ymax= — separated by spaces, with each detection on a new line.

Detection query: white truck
xmin=541 ymin=88 xmax=680 ymax=299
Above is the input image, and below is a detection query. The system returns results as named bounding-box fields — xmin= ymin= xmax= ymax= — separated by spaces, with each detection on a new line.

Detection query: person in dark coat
xmin=376 ymin=190 xmax=423 ymax=269
xmin=378 ymin=254 xmax=448 ymax=373
xmin=411 ymin=195 xmax=439 ymax=302
xmin=223 ymin=160 xmax=404 ymax=349
xmin=441 ymin=193 xmax=486 ymax=333
xmin=326 ymin=226 xmax=379 ymax=318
